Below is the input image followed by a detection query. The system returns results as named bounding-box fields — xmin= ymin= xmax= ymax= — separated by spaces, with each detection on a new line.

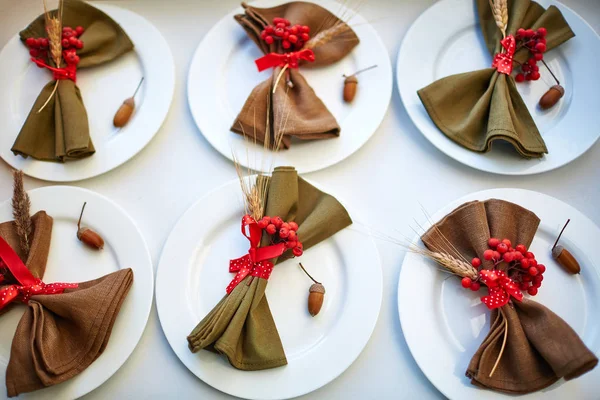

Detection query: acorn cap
xmin=344 ymin=75 xmax=358 ymax=84
xmin=309 ymin=283 xmax=325 ymax=294
xmin=552 ymin=245 xmax=564 ymax=259
xmin=551 ymin=84 xmax=565 ymax=96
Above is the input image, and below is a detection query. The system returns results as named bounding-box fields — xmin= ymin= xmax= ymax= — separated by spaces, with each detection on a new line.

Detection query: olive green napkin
xmin=12 ymin=0 xmax=134 ymax=162
xmin=0 ymin=211 xmax=133 ymax=397
xmin=231 ymin=2 xmax=359 ymax=149
xmin=187 ymin=166 xmax=352 ymax=370
xmin=422 ymin=200 xmax=597 ymax=394
xmin=417 ymin=0 xmax=575 ymax=158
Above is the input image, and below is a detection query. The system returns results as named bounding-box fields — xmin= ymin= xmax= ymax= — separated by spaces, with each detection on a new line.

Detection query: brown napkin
xmin=0 ymin=211 xmax=133 ymax=397
xmin=417 ymin=0 xmax=575 ymax=158
xmin=421 ymin=199 xmax=598 ymax=394
xmin=187 ymin=166 xmax=352 ymax=370
xmin=12 ymin=0 xmax=134 ymax=162
xmin=231 ymin=2 xmax=359 ymax=149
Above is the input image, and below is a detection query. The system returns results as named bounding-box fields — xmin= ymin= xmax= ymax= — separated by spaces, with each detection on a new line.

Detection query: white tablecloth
xmin=0 ymin=0 xmax=598 ymax=398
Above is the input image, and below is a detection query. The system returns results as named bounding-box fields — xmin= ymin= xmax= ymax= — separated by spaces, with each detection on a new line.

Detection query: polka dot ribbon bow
xmin=255 ymin=49 xmax=315 ymax=72
xmin=492 ymin=35 xmax=516 ymax=75
xmin=479 ymin=269 xmax=523 ymax=310
xmin=0 ymin=236 xmax=77 ymax=311
xmin=226 ymin=215 xmax=287 ymax=294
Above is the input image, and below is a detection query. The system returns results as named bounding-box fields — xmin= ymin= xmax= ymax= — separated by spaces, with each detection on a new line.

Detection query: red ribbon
xmin=479 ymin=269 xmax=523 ymax=310
xmin=226 ymin=215 xmax=286 ymax=294
xmin=491 ymin=35 xmax=516 ymax=75
xmin=0 ymin=236 xmax=77 ymax=311
xmin=255 ymin=49 xmax=316 ymax=72
xmin=31 ymin=58 xmax=77 ymax=82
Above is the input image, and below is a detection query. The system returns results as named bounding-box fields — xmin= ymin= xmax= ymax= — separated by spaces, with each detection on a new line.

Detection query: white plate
xmin=188 ymin=0 xmax=392 ymax=174
xmin=0 ymin=3 xmax=175 ymax=182
xmin=156 ymin=178 xmax=382 ymax=399
xmin=398 ymin=188 xmax=600 ymax=399
xmin=0 ymin=186 xmax=153 ymax=399
xmin=397 ymin=0 xmax=600 ymax=175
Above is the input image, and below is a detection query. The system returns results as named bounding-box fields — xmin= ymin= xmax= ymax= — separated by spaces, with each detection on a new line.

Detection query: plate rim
xmin=156 ymin=176 xmax=383 ymax=399
xmin=186 ymin=0 xmax=393 ymax=174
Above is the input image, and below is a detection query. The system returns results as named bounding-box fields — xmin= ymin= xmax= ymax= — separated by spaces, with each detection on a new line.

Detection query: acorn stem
xmin=541 ymin=60 xmax=560 ymax=85
xmin=343 ymin=64 xmax=377 ymax=78
xmin=552 ymin=219 xmax=570 ymax=250
xmin=77 ymin=202 xmax=87 ymax=231
xmin=132 ymin=77 xmax=144 ymax=98
xmin=298 ymin=263 xmax=320 ymax=284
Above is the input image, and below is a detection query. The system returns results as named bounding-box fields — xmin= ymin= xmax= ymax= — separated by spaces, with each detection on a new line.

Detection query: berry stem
xmin=541 ymin=59 xmax=560 ymax=85
xmin=298 ymin=263 xmax=320 ymax=284
xmin=77 ymin=201 xmax=87 ymax=230
xmin=552 ymin=219 xmax=570 ymax=250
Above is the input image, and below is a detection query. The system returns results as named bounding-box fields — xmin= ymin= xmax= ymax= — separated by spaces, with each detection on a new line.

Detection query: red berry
xmin=301 ymin=33 xmax=310 ymax=41
xmin=530 ymin=71 xmax=541 ymax=81
xmin=62 ymin=30 xmax=73 ymax=39
xmin=265 ymin=36 xmax=274 ymax=44
xmin=529 ymin=259 xmax=538 ymax=267
xmin=75 ymin=39 xmax=84 ymax=49
xmin=471 ymin=257 xmax=482 ymax=268
xmin=62 ymin=38 xmax=70 ymax=48
xmin=534 ymin=274 xmax=544 ymax=282
xmin=286 ymin=240 xmax=297 ymax=249
xmin=514 ymin=252 xmax=524 ymax=261
xmin=63 ymin=26 xmax=73 ymax=32
xmin=282 ymin=40 xmax=291 ymax=49
xmin=535 ymin=43 xmax=546 ymax=52
xmin=521 ymin=258 xmax=530 ymax=269
xmin=527 ymin=287 xmax=538 ymax=296
xmin=29 ymin=48 xmax=39 ymax=57
xmin=289 ymin=26 xmax=298 ymax=35
xmin=279 ymin=228 xmax=290 ymax=238
xmin=534 ymin=52 xmax=543 ymax=61
xmin=517 ymin=28 xmax=526 ymax=38
xmin=522 ymin=64 xmax=531 ymax=72
xmin=276 ymin=22 xmax=286 ymax=29
xmin=524 ymin=29 xmax=535 ymax=37
xmin=515 ymin=73 xmax=525 ymax=83
xmin=272 ymin=217 xmax=283 ymax=228
xmin=257 ymin=218 xmax=269 ymax=229
xmin=484 ymin=249 xmax=495 ymax=261
xmin=282 ymin=19 xmax=291 ymax=26
xmin=301 ymin=25 xmax=310 ymax=33
xmin=273 ymin=17 xmax=284 ymax=24
xmin=520 ymin=282 xmax=530 ymax=291
xmin=537 ymin=27 xmax=547 ymax=37
xmin=25 ymin=37 xmax=36 ymax=47
xmin=470 ymin=282 xmax=481 ymax=291
xmin=526 ymin=252 xmax=535 ymax=259
xmin=532 ymin=281 xmax=542 ymax=288
xmin=72 ymin=55 xmax=80 ymax=64
xmin=296 ymin=242 xmax=303 ymax=250
xmin=69 ymin=36 xmax=79 ymax=46
xmin=292 ymin=247 xmax=303 ymax=257
xmin=523 ymin=275 xmax=532 ymax=282
xmin=288 ymin=230 xmax=297 ymax=241
xmin=497 ymin=243 xmax=508 ymax=254
xmin=461 ymin=277 xmax=472 ymax=288
xmin=537 ymin=264 xmax=546 ymax=273
xmin=488 ymin=238 xmax=500 ymax=248
xmin=288 ymin=34 xmax=298 ymax=43
xmin=503 ymin=252 xmax=515 ymax=263
xmin=288 ymin=221 xmax=298 ymax=231
xmin=493 ymin=251 xmax=501 ymax=261
xmin=283 ymin=31 xmax=290 ymax=40
xmin=501 ymin=239 xmax=512 ymax=248
xmin=515 ymin=244 xmax=527 ymax=254
xmin=281 ymin=222 xmax=290 ymax=231
xmin=275 ymin=28 xmax=285 ymax=37
xmin=528 ymin=267 xmax=538 ymax=276
xmin=266 ymin=224 xmax=277 ymax=235
xmin=75 ymin=26 xmax=84 ymax=36
xmin=528 ymin=58 xmax=537 ymax=66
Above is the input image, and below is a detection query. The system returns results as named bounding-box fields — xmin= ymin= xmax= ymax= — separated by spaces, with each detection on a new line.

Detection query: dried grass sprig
xmin=304 ymin=22 xmax=353 ymax=50
xmin=409 ymin=246 xmax=478 ymax=280
xmin=489 ymin=0 xmax=508 ymax=38
xmin=12 ymin=170 xmax=32 ymax=255
xmin=38 ymin=0 xmax=64 ymax=113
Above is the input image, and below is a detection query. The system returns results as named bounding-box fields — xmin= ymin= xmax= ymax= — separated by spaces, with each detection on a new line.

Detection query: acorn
xmin=77 ymin=202 xmax=104 ymax=250
xmin=308 ymin=283 xmax=325 ymax=317
xmin=113 ymin=77 xmax=143 ymax=128
xmin=539 ymin=84 xmax=564 ymax=110
xmin=342 ymin=65 xmax=378 ymax=103
xmin=551 ymin=219 xmax=580 ymax=274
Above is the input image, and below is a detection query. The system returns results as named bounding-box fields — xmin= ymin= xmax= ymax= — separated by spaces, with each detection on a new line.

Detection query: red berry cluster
xmin=460 ymin=237 xmax=546 ymax=296
xmin=514 ymin=27 xmax=547 ymax=82
xmin=257 ymin=216 xmax=303 ymax=256
xmin=25 ymin=25 xmax=85 ymax=66
xmin=260 ymin=18 xmax=311 ymax=51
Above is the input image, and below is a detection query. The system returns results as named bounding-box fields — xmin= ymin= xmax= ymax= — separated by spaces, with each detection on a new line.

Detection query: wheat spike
xmin=410 ymin=246 xmax=478 ymax=280
xmin=489 ymin=0 xmax=508 ymax=38
xmin=12 ymin=170 xmax=32 ymax=255
xmin=304 ymin=22 xmax=353 ymax=50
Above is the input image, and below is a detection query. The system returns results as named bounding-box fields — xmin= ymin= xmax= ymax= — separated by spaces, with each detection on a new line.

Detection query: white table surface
xmin=0 ymin=0 xmax=599 ymax=399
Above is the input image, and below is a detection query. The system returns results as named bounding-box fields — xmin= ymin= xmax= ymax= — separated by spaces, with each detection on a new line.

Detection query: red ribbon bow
xmin=492 ymin=35 xmax=516 ymax=75
xmin=479 ymin=269 xmax=523 ymax=310
xmin=226 ymin=215 xmax=287 ymax=294
xmin=255 ymin=49 xmax=316 ymax=72
xmin=0 ymin=236 xmax=77 ymax=311
xmin=31 ymin=58 xmax=77 ymax=82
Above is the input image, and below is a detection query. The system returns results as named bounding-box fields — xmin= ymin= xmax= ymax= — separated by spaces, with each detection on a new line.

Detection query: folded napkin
xmin=187 ymin=166 xmax=352 ymax=370
xmin=13 ymin=0 xmax=134 ymax=162
xmin=0 ymin=211 xmax=133 ymax=397
xmin=417 ymin=0 xmax=575 ymax=158
xmin=421 ymin=199 xmax=597 ymax=394
xmin=231 ymin=2 xmax=359 ymax=149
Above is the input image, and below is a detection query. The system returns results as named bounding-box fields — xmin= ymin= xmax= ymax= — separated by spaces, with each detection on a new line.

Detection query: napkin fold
xmin=187 ymin=166 xmax=352 ymax=370
xmin=0 ymin=210 xmax=133 ymax=397
xmin=231 ymin=2 xmax=359 ymax=149
xmin=13 ymin=0 xmax=134 ymax=162
xmin=417 ymin=0 xmax=574 ymax=158
xmin=421 ymin=199 xmax=597 ymax=393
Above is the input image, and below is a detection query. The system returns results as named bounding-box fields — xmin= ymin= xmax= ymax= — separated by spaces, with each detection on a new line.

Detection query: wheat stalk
xmin=304 ymin=22 xmax=353 ymax=50
xmin=489 ymin=0 xmax=508 ymax=38
xmin=37 ymin=0 xmax=63 ymax=113
xmin=11 ymin=170 xmax=32 ymax=255
xmin=410 ymin=246 xmax=478 ymax=280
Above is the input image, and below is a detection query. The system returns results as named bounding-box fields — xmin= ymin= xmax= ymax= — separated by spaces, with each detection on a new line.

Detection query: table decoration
xmin=1 ymin=171 xmax=133 ymax=397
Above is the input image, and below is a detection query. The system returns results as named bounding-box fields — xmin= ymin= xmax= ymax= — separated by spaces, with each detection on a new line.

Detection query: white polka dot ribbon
xmin=479 ymin=269 xmax=523 ymax=310
xmin=492 ymin=35 xmax=517 ymax=75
